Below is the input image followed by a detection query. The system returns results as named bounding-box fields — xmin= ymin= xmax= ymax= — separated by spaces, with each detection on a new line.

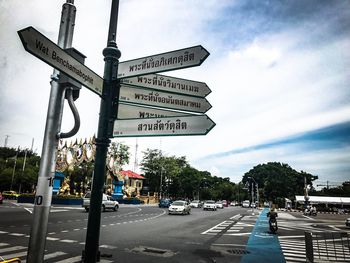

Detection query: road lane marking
xmin=0 ymin=246 xmax=26 ymax=253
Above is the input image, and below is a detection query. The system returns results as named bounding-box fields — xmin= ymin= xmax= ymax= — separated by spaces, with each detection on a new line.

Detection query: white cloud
xmin=1 ymin=0 xmax=349 ymax=184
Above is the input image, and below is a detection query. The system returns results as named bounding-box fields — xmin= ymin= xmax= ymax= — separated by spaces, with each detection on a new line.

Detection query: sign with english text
xmin=112 ymin=115 xmax=215 ymax=137
xmin=120 ymin=73 xmax=211 ymax=98
xmin=117 ymin=45 xmax=209 ymax=79
xmin=18 ymin=26 xmax=103 ymax=95
xmin=119 ymin=85 xmax=212 ymax=114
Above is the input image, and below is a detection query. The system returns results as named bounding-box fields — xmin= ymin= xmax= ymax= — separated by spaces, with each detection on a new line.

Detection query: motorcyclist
xmin=267 ymin=206 xmax=278 ymax=232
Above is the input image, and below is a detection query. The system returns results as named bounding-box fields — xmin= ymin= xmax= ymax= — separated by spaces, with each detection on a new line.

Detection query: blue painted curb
xmin=240 ymin=208 xmax=285 ymax=263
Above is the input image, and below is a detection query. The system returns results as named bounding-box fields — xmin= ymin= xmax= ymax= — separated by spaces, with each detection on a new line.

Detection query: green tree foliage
xmin=313 ymin=181 xmax=350 ymax=196
xmin=242 ymin=162 xmax=318 ymax=206
xmin=0 ymin=147 xmax=40 ymax=193
xmin=140 ymin=149 xmax=237 ymax=200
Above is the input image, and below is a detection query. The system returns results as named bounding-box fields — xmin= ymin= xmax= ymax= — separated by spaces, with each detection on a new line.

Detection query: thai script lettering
xmin=132 ymin=76 xmax=200 ymax=94
xmin=137 ymin=119 xmax=187 ymax=133
xmin=133 ymin=91 xmax=201 ymax=109
xmin=127 ymin=50 xmax=195 ymax=73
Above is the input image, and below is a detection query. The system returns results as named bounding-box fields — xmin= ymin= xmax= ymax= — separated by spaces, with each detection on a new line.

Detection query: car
xmin=203 ymin=200 xmax=217 ymax=211
xmin=346 ymin=218 xmax=350 ymax=227
xmin=82 ymin=192 xmax=119 ymax=212
xmin=242 ymin=200 xmax=250 ymax=208
xmin=0 ymin=193 xmax=3 ymax=204
xmin=168 ymin=200 xmax=191 ymax=215
xmin=216 ymin=201 xmax=224 ymax=209
xmin=189 ymin=200 xmax=202 ymax=208
xmin=222 ymin=200 xmax=228 ymax=207
xmin=2 ymin=191 xmax=20 ymax=199
xmin=159 ymin=199 xmax=172 ymax=208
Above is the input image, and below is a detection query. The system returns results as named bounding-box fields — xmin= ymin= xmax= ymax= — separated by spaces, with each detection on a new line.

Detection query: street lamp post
xmin=248 ymin=177 xmax=257 ymax=215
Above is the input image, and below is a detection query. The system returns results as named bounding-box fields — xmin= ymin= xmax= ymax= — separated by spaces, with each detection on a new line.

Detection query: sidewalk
xmin=240 ymin=208 xmax=286 ymax=263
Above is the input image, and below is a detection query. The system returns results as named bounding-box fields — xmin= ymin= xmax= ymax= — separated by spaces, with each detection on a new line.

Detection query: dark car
xmin=159 ymin=199 xmax=172 ymax=208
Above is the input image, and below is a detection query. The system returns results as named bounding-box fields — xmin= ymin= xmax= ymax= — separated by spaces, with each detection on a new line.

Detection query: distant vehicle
xmin=346 ymin=218 xmax=350 ymax=227
xmin=189 ymin=200 xmax=202 ymax=208
xmin=0 ymin=193 xmax=3 ymax=204
xmin=251 ymin=203 xmax=256 ymax=208
xmin=158 ymin=199 xmax=172 ymax=208
xmin=203 ymin=200 xmax=217 ymax=211
xmin=2 ymin=191 xmax=20 ymax=200
xmin=242 ymin=200 xmax=250 ymax=208
xmin=168 ymin=200 xmax=191 ymax=215
xmin=222 ymin=200 xmax=228 ymax=207
xmin=216 ymin=201 xmax=224 ymax=209
xmin=82 ymin=192 xmax=119 ymax=212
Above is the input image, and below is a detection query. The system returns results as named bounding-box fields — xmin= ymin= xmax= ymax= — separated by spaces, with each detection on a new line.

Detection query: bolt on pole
xmin=83 ymin=1 xmax=121 ymax=262
xmin=26 ymin=1 xmax=76 ymax=262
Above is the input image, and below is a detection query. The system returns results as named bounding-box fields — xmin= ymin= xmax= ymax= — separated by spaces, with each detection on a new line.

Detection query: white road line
xmin=47 ymin=237 xmax=60 ymax=241
xmin=230 ymin=214 xmax=241 ymax=219
xmin=100 ymin=244 xmax=117 ymax=249
xmin=0 ymin=231 xmax=9 ymax=234
xmin=9 ymin=233 xmax=25 ymax=236
xmin=59 ymin=239 xmax=77 ymax=243
xmin=44 ymin=251 xmax=67 ymax=259
xmin=54 ymin=255 xmax=82 ymax=263
xmin=1 ymin=250 xmax=27 ymax=259
xmin=0 ymin=246 xmax=26 ymax=253
xmin=0 ymin=243 xmax=9 ymax=247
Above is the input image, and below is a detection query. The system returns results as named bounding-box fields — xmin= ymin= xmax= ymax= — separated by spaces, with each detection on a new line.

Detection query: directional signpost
xmin=117 ymin=45 xmax=209 ymax=79
xmin=18 ymin=26 xmax=103 ymax=95
xmin=119 ymin=84 xmax=212 ymax=113
xmin=118 ymin=103 xmax=192 ymax=119
xmin=112 ymin=115 xmax=215 ymax=137
xmin=120 ymin=73 xmax=211 ymax=97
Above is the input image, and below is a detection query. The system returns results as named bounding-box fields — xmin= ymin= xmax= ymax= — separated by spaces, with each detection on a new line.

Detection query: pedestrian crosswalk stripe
xmin=44 ymin=251 xmax=67 ymax=259
xmin=54 ymin=255 xmax=83 ymax=263
xmin=0 ymin=245 xmax=26 ymax=253
xmin=1 ymin=250 xmax=27 ymax=260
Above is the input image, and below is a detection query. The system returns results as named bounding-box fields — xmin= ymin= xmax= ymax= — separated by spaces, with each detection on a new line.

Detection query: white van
xmin=242 ymin=200 xmax=250 ymax=208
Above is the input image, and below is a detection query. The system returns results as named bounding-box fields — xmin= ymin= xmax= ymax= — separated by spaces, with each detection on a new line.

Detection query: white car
xmin=82 ymin=192 xmax=119 ymax=212
xmin=189 ymin=200 xmax=202 ymax=208
xmin=216 ymin=201 xmax=224 ymax=209
xmin=168 ymin=200 xmax=191 ymax=215
xmin=242 ymin=200 xmax=250 ymax=208
xmin=203 ymin=200 xmax=217 ymax=211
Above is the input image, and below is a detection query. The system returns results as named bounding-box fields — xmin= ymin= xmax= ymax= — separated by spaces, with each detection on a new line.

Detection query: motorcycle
xmin=304 ymin=208 xmax=317 ymax=216
xmin=267 ymin=211 xmax=278 ymax=233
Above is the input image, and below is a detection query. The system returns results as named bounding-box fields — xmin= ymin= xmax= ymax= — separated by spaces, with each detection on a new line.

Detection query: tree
xmin=242 ymin=162 xmax=318 ymax=206
xmin=0 ymin=147 xmax=40 ymax=193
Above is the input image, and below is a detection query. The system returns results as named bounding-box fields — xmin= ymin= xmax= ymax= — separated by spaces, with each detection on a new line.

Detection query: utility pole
xmin=83 ymin=1 xmax=121 ymax=262
xmin=26 ymin=1 xmax=76 ymax=262
xmin=4 ymin=135 xmax=9 ymax=147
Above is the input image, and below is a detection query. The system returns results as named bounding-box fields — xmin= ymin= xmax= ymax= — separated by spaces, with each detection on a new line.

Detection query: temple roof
xmin=120 ymin=170 xmax=145 ymax=180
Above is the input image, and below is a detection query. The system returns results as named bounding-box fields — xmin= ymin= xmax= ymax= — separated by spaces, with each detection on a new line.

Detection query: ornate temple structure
xmin=54 ymin=137 xmax=145 ymax=199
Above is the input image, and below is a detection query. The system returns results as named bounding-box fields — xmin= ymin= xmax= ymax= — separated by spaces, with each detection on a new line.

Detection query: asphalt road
xmin=0 ymin=201 xmax=349 ymax=263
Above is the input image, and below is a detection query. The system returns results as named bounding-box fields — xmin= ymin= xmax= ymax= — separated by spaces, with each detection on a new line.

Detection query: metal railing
xmin=305 ymin=231 xmax=350 ymax=262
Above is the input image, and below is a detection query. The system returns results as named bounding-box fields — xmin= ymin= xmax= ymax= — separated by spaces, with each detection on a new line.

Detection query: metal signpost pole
xmin=26 ymin=1 xmax=76 ymax=262
xmin=83 ymin=1 xmax=120 ymax=262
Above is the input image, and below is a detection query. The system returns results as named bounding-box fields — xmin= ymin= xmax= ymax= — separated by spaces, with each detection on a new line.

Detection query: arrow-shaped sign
xmin=117 ymin=45 xmax=209 ymax=79
xmin=18 ymin=26 xmax=103 ymax=95
xmin=112 ymin=115 xmax=215 ymax=137
xmin=120 ymin=73 xmax=211 ymax=98
xmin=118 ymin=103 xmax=192 ymax=119
xmin=119 ymin=85 xmax=212 ymax=114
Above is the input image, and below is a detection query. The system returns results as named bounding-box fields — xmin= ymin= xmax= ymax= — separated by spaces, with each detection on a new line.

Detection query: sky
xmin=1 ymin=0 xmax=349 ymax=185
